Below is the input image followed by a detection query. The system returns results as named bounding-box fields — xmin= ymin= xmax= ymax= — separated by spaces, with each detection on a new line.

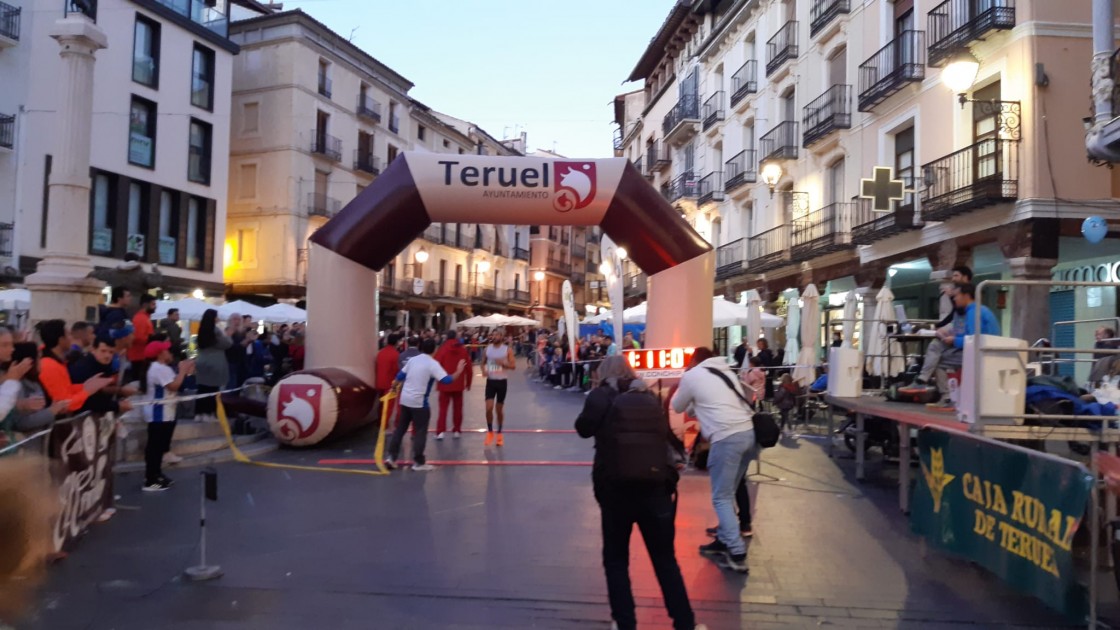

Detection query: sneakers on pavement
xmin=411 ymin=463 xmax=436 ymax=471
xmin=452 ymin=431 xmax=462 ymax=439
xmin=384 ymin=457 xmax=397 ymax=470
xmin=699 ymin=539 xmax=749 ymax=573
xmin=435 ymin=432 xmax=445 ymax=440
xmin=553 ymin=385 xmax=564 ymax=390
xmin=484 ymin=431 xmax=494 ymax=446
xmin=142 ymin=481 xmax=172 ymax=492
xmin=496 ymin=433 xmax=504 ymax=447
xmin=163 ymin=452 xmax=183 ymax=465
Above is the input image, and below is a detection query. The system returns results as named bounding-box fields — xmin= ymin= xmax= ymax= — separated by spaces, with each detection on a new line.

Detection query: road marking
xmin=317 ymin=459 xmax=592 ymax=467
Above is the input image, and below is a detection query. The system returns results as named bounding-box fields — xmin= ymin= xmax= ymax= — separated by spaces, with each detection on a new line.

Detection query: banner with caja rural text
xmin=911 ymin=427 xmax=1093 ymax=619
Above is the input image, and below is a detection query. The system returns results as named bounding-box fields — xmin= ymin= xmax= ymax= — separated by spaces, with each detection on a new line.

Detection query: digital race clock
xmin=622 ymin=347 xmax=696 ymax=379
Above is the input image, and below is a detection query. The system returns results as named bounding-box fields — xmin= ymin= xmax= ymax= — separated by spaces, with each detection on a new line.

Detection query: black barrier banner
xmin=911 ymin=427 xmax=1094 ymax=619
xmin=50 ymin=415 xmax=115 ymax=552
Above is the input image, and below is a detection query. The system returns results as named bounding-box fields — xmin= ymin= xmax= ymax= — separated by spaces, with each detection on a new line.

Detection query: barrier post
xmin=184 ymin=467 xmax=222 ymax=581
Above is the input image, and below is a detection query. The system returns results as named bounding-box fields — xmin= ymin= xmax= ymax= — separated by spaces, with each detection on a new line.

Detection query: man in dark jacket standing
xmin=434 ymin=330 xmax=472 ymax=439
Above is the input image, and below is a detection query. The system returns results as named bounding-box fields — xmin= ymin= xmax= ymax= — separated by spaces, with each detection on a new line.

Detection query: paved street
xmin=20 ymin=368 xmax=1106 ymax=629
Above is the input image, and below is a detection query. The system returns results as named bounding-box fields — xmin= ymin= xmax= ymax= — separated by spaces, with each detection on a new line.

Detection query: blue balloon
xmin=1083 ymin=216 xmax=1108 ymax=244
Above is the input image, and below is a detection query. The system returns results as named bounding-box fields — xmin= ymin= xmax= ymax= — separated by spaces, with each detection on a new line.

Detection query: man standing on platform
xmin=482 ymin=329 xmax=516 ymax=446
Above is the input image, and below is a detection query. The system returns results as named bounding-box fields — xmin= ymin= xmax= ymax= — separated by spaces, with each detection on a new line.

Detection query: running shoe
xmin=384 ymin=457 xmax=397 ymax=470
xmin=706 ymin=526 xmax=754 ymax=538
xmin=411 ymin=463 xmax=436 ymax=472
xmin=452 ymin=431 xmax=462 ymax=439
xmin=157 ymin=475 xmax=175 ymax=487
xmin=435 ymin=432 xmax=445 ymax=440
xmin=484 ymin=431 xmax=494 ymax=446
xmin=142 ymin=481 xmax=172 ymax=492
xmin=496 ymin=433 xmax=504 ymax=447
xmin=898 ymin=379 xmax=933 ymax=394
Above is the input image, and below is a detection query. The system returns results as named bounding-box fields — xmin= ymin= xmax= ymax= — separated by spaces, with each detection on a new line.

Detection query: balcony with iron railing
xmin=423 ymin=225 xmax=443 ymax=244
xmin=928 ymin=0 xmax=1015 ymax=67
xmin=512 ymin=246 xmax=529 ymax=261
xmin=624 ymin=272 xmax=647 ymax=298
xmin=545 ymin=291 xmax=563 ymax=308
xmin=357 ymin=95 xmax=382 ymax=122
xmin=730 ymin=60 xmax=758 ymax=108
xmin=791 ymin=202 xmax=855 ymax=261
xmin=858 ymin=30 xmax=926 ymax=112
xmin=572 ymin=243 xmax=587 ymax=259
xmin=613 ymin=127 xmax=624 ymax=152
xmin=803 ymin=84 xmax=852 ymax=147
xmin=810 ymin=0 xmax=850 ymax=37
xmin=715 ymin=238 xmax=747 ymax=280
xmin=0 ymin=114 xmax=12 ymax=150
xmin=306 ymin=192 xmax=341 ymax=218
xmin=920 ymin=137 xmax=1019 ymax=222
xmin=0 ymin=1 xmax=20 ymax=43
xmin=546 ymin=256 xmax=571 ymax=275
xmin=662 ymin=95 xmax=700 ymax=146
xmin=152 ymin=0 xmax=229 ymax=37
xmin=572 ymin=271 xmax=586 ymax=286
xmin=648 ymin=140 xmax=671 ymax=171
xmin=0 ymin=222 xmax=12 ymax=258
xmin=724 ymin=150 xmax=757 ymax=193
xmin=702 ymin=92 xmax=725 ymax=131
xmin=698 ymin=171 xmax=725 ymax=206
xmin=65 ymin=0 xmax=97 ymax=21
xmin=431 ymin=281 xmax=467 ymax=300
xmin=748 ymin=224 xmax=792 ymax=273
xmin=664 ymin=171 xmax=699 ymax=203
xmin=473 ymin=283 xmax=499 ymax=302
xmin=389 ymin=114 xmax=400 ymax=135
xmin=509 ymin=289 xmax=531 ymax=304
xmin=317 ymin=74 xmax=332 ymax=99
xmin=766 ymin=21 xmax=799 ymax=77
xmin=632 ymin=154 xmax=645 ymax=177
xmin=354 ymin=150 xmax=380 ymax=175
xmin=310 ymin=131 xmax=342 ymax=161
xmin=759 ymin=121 xmax=799 ymax=162
xmin=850 ymin=180 xmax=919 ymax=245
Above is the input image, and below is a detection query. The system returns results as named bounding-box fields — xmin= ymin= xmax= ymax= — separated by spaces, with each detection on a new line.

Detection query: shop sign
xmin=1051 ymin=262 xmax=1120 ymax=291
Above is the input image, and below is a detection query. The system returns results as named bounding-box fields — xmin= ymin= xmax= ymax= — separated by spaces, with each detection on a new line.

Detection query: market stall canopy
xmin=153 ymin=297 xmax=212 ymax=321
xmin=218 ymin=300 xmax=266 ymax=322
xmin=262 ymin=303 xmax=307 ymax=324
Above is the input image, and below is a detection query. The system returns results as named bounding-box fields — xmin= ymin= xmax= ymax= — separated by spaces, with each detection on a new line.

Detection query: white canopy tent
xmin=153 ymin=297 xmax=213 ymax=321
xmin=866 ymin=286 xmax=906 ymax=377
xmin=260 ymin=303 xmax=307 ymax=324
xmin=219 ymin=300 xmax=266 ymax=322
xmin=617 ymin=297 xmax=782 ymax=328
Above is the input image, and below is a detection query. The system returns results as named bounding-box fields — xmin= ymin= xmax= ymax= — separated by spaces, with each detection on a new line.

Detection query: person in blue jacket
xmin=941 ymin=282 xmax=1000 ymax=349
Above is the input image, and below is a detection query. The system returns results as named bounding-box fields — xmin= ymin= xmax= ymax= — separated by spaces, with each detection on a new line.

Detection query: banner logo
xmin=921 ymin=447 xmax=955 ymax=513
xmin=275 ymin=383 xmax=322 ymax=441
xmin=553 ymin=162 xmax=596 ymax=212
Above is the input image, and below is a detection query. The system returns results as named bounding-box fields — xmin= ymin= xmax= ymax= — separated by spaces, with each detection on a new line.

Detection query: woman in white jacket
xmin=670 ymin=347 xmax=755 ymax=574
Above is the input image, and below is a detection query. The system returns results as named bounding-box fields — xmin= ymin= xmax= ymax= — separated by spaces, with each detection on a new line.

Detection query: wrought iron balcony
xmin=422 ymin=225 xmax=444 ymax=244
xmin=920 ymin=137 xmax=1019 ymax=222
xmin=716 ymin=238 xmax=748 ymax=280
xmin=545 ymin=291 xmax=563 ymax=308
xmin=512 ymin=246 xmax=529 ymax=261
xmin=928 ymin=0 xmax=1015 ymax=68
xmin=0 ymin=114 xmax=12 ymax=150
xmin=803 ymin=84 xmax=852 ymax=147
xmin=0 ymin=2 xmax=20 ymax=42
xmin=317 ymin=75 xmax=332 ymax=99
xmin=65 ymin=0 xmax=97 ymax=21
xmin=632 ymin=154 xmax=645 ymax=177
xmin=702 ymin=92 xmax=725 ymax=131
xmin=791 ymin=202 xmax=854 ymax=261
xmin=354 ymin=150 xmax=380 ymax=175
xmin=572 ymin=243 xmax=587 ymax=259
xmin=509 ymin=289 xmax=531 ymax=304
xmin=810 ymin=0 xmax=850 ymax=37
xmin=759 ymin=121 xmax=799 ymax=162
xmin=748 ymin=224 xmax=792 ymax=273
xmin=850 ymin=184 xmax=919 ymax=245
xmin=431 ymin=281 xmax=466 ymax=300
xmin=613 ymin=127 xmax=624 ymax=151
xmin=858 ymin=30 xmax=925 ymax=112
xmin=664 ymin=172 xmax=699 ymax=202
xmin=624 ymin=272 xmax=647 ymax=298
xmin=572 ymin=271 xmax=586 ymax=286
xmin=306 ymin=192 xmax=341 ymax=218
xmin=724 ymin=150 xmax=757 ymax=192
xmin=730 ymin=61 xmax=758 ymax=108
xmin=473 ymin=283 xmax=499 ymax=302
xmin=357 ymin=96 xmax=382 ymax=122
xmin=0 ymin=222 xmax=14 ymax=258
xmin=662 ymin=96 xmax=700 ymax=145
xmin=766 ymin=21 xmax=799 ymax=77
xmin=698 ymin=171 xmax=725 ymax=206
xmin=546 ymin=256 xmax=571 ymax=274
xmin=389 ymin=114 xmax=400 ymax=135
xmin=310 ymin=131 xmax=342 ymax=161
xmin=648 ymin=140 xmax=671 ymax=171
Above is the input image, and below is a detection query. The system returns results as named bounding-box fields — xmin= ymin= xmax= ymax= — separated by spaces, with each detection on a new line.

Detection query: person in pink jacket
xmin=740 ymin=356 xmax=766 ymax=406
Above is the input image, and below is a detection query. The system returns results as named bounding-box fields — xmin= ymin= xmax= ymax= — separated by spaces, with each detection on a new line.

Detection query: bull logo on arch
xmin=268 ymin=152 xmax=716 ymax=447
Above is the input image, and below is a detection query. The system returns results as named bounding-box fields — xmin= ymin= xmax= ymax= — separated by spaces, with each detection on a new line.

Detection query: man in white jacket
xmin=670 ymin=348 xmax=754 ymax=573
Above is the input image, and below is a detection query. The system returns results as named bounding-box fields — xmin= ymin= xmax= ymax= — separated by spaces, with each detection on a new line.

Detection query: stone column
xmin=26 ymin=15 xmax=109 ymax=325
xmin=1006 ymin=257 xmax=1057 ymax=343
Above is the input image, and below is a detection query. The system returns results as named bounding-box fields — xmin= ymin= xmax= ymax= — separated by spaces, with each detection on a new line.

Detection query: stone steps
xmin=115 ymin=432 xmax=278 ymax=474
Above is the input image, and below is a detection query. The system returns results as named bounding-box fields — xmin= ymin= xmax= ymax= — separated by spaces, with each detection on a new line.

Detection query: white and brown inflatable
xmin=268 ymin=154 xmax=715 ymax=446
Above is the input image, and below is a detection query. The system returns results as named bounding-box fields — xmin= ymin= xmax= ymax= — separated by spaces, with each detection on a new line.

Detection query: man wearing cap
xmin=142 ymin=340 xmax=194 ymax=492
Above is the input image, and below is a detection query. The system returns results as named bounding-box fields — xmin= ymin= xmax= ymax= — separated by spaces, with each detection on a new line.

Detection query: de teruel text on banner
xmin=910 ymin=427 xmax=1093 ymax=619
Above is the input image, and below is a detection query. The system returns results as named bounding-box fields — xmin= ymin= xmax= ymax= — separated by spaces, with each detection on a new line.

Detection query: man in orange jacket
xmin=38 ymin=320 xmax=113 ymax=413
xmin=434 ymin=330 xmax=472 ymax=439
xmin=127 ymin=294 xmax=156 ymax=384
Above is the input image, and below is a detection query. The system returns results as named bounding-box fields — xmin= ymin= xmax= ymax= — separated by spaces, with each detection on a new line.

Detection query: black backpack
xmin=602 ymin=388 xmax=679 ymax=485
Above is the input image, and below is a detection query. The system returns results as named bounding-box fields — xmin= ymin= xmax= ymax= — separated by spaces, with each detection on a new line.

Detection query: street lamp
xmin=941 ymin=50 xmax=981 ymax=107
xmin=533 ymin=270 xmax=545 ymax=305
xmin=760 ymin=162 xmax=783 ymax=197
xmin=414 ymin=248 xmax=429 ymax=264
xmin=477 ymin=259 xmax=491 ymax=273
xmin=615 ymin=247 xmax=627 ymax=261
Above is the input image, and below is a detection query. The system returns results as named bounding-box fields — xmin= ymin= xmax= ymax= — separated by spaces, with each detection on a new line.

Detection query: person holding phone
xmin=36 ymin=320 xmax=114 ymax=415
xmin=8 ymin=342 xmax=70 ymax=434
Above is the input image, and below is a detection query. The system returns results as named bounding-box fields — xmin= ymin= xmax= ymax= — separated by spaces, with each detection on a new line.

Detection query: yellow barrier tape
xmin=216 ymin=394 xmax=392 ymax=476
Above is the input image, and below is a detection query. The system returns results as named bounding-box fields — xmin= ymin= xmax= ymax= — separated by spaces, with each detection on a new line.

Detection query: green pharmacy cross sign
xmin=860 ymin=166 xmax=906 ymax=213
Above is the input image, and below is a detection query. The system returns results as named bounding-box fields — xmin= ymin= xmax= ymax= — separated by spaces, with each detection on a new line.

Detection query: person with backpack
xmin=671 ymin=347 xmax=755 ymax=574
xmin=575 ymin=356 xmax=706 ymax=630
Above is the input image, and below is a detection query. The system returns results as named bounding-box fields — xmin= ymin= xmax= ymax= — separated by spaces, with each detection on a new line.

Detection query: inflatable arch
xmin=267 ymin=153 xmax=715 ymax=446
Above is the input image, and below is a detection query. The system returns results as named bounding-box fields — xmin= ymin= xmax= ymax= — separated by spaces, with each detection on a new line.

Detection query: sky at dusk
xmin=282 ymin=0 xmax=678 ymax=158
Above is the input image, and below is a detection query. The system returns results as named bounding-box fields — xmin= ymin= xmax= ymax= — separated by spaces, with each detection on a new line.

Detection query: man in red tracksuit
xmin=434 ymin=330 xmax=472 ymax=440
xmin=375 ymin=333 xmax=402 ymax=426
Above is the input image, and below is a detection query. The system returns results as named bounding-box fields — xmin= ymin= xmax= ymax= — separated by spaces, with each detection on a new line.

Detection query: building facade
xmin=225 ymin=10 xmax=530 ymax=330
xmin=1 ymin=0 xmax=247 ymax=295
xmin=619 ymin=0 xmax=1119 ymax=363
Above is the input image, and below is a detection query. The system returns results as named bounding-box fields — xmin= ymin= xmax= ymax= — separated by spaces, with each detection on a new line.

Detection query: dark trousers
xmin=196 ymin=385 xmax=220 ymax=416
xmin=596 ymin=485 xmax=695 ymax=630
xmin=436 ymin=391 xmax=464 ymax=434
xmin=145 ymin=421 xmax=177 ymax=484
xmin=388 ymin=405 xmax=431 ymax=465
xmin=735 ymin=475 xmax=752 ymax=529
